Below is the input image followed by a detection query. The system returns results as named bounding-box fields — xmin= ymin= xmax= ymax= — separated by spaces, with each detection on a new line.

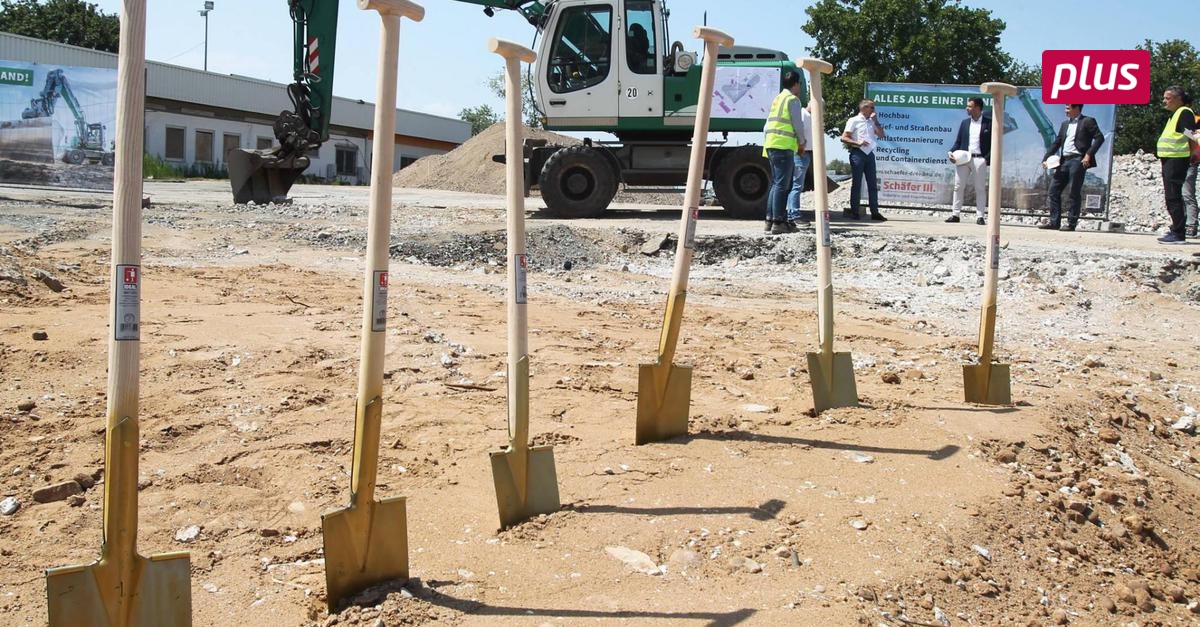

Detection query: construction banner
xmin=865 ymin=82 xmax=1117 ymax=215
xmin=0 ymin=60 xmax=118 ymax=190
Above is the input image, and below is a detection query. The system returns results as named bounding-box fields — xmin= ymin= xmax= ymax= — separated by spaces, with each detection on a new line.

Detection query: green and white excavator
xmin=458 ymin=0 xmax=804 ymax=218
xmin=228 ymin=0 xmax=340 ymax=204
xmin=235 ymin=0 xmax=802 ymax=217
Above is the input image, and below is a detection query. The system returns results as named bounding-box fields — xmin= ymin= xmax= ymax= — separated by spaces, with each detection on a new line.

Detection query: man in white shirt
xmin=946 ymin=97 xmax=992 ymax=225
xmin=839 ymin=99 xmax=887 ymax=221
xmin=787 ymin=101 xmax=815 ymax=227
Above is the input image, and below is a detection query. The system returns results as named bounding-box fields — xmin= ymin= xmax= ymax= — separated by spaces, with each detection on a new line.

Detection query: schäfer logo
xmin=1041 ymin=50 xmax=1150 ymax=105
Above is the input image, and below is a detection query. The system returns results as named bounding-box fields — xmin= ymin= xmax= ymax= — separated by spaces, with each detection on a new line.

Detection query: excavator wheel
xmin=538 ymin=145 xmax=618 ymax=219
xmin=63 ymin=149 xmax=86 ymax=165
xmin=713 ymin=146 xmax=770 ymax=220
xmin=101 ymin=153 xmax=115 ymax=166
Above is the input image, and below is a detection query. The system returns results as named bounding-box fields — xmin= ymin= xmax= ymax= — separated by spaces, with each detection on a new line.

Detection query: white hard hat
xmin=951 ymin=150 xmax=971 ymax=166
xmin=1043 ymin=155 xmax=1061 ymax=169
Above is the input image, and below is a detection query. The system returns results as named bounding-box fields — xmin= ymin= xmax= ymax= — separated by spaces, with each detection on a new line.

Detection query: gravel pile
xmin=1107 ymin=151 xmax=1177 ymax=233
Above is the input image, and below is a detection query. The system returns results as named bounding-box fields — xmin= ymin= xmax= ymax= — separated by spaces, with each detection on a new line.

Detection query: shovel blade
xmin=321 ymin=497 xmax=408 ymax=612
xmin=46 ymin=552 xmax=192 ymax=627
xmin=807 ymin=351 xmax=859 ymax=413
xmin=962 ymin=362 xmax=1011 ymax=405
xmin=490 ymin=445 xmax=559 ymax=528
xmin=635 ymin=362 xmax=692 ymax=444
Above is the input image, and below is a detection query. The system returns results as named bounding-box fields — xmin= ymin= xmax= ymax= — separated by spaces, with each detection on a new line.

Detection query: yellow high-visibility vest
xmin=762 ymin=89 xmax=798 ymax=155
xmin=1157 ymin=106 xmax=1193 ymax=158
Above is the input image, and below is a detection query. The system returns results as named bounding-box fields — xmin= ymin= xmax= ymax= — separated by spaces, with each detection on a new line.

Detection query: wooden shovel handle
xmin=799 ymin=58 xmax=833 ymax=75
xmin=981 ymin=82 xmax=1018 ymax=98
xmin=489 ymin=38 xmax=536 ymax=64
xmin=692 ymin=26 xmax=733 ymax=48
xmin=357 ymin=0 xmax=424 ymax=21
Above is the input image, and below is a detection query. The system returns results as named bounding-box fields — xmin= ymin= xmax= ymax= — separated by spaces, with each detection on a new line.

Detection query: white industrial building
xmin=0 ymin=32 xmax=468 ymax=183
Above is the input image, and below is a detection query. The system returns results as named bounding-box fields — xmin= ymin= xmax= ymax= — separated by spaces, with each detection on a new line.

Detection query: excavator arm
xmin=228 ymin=0 xmax=340 ymax=204
xmin=452 ymin=0 xmax=549 ymax=27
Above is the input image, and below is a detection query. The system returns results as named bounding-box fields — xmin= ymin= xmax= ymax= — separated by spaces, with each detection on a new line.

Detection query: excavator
xmin=457 ymin=0 xmax=805 ymax=218
xmin=237 ymin=0 xmax=801 ymax=217
xmin=0 ymin=68 xmax=115 ymax=166
xmin=228 ymin=0 xmax=340 ymax=204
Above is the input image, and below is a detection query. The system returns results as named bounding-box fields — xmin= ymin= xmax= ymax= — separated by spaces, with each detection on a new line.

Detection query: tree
xmin=488 ymin=69 xmax=542 ymax=130
xmin=1003 ymin=61 xmax=1042 ymax=87
xmin=0 ymin=0 xmax=120 ymax=52
xmin=802 ymin=0 xmax=1012 ymax=136
xmin=1113 ymin=39 xmax=1200 ymax=154
xmin=458 ymin=104 xmax=499 ymax=136
xmin=827 ymin=158 xmax=852 ymax=175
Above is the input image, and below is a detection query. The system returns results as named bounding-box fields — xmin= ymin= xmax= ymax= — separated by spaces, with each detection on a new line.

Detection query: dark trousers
xmin=849 ymin=148 xmax=879 ymax=215
xmin=766 ymin=148 xmax=793 ymax=223
xmin=1162 ymin=157 xmax=1190 ymax=236
xmin=1047 ymin=156 xmax=1086 ymax=225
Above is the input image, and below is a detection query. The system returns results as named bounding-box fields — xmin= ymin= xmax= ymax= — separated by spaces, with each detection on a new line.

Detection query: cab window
xmin=547 ymin=5 xmax=612 ymax=94
xmin=624 ymin=0 xmax=656 ymax=75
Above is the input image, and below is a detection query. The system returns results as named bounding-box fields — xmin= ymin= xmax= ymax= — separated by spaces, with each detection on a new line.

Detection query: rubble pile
xmin=1107 ymin=151 xmax=1180 ymax=233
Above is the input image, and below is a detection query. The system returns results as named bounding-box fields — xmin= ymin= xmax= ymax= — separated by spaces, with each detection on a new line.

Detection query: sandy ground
xmin=2 ymin=180 xmax=1200 ymax=627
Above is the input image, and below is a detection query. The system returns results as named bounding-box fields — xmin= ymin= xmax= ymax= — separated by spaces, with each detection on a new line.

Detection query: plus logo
xmin=1042 ymin=50 xmax=1150 ymax=104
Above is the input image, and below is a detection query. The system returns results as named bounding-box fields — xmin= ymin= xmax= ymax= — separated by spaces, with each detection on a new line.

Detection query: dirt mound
xmin=394 ymin=122 xmax=579 ymax=195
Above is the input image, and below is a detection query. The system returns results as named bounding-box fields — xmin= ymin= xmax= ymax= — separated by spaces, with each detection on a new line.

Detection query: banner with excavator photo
xmin=0 ymin=60 xmax=118 ymax=190
xmin=865 ymin=82 xmax=1117 ymax=215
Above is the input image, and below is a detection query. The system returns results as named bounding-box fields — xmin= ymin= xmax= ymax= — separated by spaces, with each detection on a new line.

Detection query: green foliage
xmin=803 ymin=0 xmax=1012 ymax=136
xmin=1113 ymin=39 xmax=1200 ymax=155
xmin=459 ymin=103 xmax=500 ymax=136
xmin=1003 ymin=61 xmax=1042 ymax=87
xmin=827 ymin=158 xmax=852 ymax=175
xmin=488 ymin=69 xmax=542 ymax=129
xmin=0 ymin=0 xmax=120 ymax=52
xmin=142 ymin=153 xmax=183 ymax=180
xmin=184 ymin=161 xmax=227 ymax=179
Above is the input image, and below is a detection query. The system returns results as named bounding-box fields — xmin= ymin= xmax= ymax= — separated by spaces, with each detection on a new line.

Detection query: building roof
xmin=0 ymin=31 xmax=469 ymax=145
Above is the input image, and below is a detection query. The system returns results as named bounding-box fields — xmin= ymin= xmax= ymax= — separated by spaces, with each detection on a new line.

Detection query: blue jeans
xmin=848 ymin=148 xmax=879 ymax=215
xmin=766 ymin=148 xmax=793 ymax=223
xmin=787 ymin=151 xmax=813 ymax=221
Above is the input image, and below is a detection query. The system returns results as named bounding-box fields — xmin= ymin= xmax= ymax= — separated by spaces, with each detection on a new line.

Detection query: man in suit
xmin=945 ymin=97 xmax=992 ymax=225
xmin=1039 ymin=104 xmax=1105 ymax=231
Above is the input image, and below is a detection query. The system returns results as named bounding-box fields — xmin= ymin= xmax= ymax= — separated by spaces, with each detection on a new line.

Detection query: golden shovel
xmin=962 ymin=82 xmax=1018 ymax=405
xmin=801 ymin=58 xmax=859 ymax=413
xmin=45 ymin=3 xmax=193 ymax=624
xmin=635 ymin=26 xmax=735 ymax=445
xmin=321 ymin=0 xmax=424 ymax=611
xmin=488 ymin=38 xmax=561 ymax=528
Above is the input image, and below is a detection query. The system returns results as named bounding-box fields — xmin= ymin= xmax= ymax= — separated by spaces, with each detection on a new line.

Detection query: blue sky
xmin=89 ymin=1 xmax=1185 ymax=124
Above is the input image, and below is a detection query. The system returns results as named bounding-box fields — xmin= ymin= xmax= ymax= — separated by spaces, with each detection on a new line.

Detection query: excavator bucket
xmin=227 ymin=148 xmax=307 ymax=204
xmin=0 ymin=118 xmax=59 ymax=163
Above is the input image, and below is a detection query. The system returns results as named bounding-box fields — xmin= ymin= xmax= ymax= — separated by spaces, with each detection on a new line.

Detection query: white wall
xmin=143 ymin=110 xmax=443 ymax=182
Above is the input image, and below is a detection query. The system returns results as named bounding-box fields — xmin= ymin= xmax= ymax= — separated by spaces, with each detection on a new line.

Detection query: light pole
xmin=199 ymin=1 xmax=214 ymax=71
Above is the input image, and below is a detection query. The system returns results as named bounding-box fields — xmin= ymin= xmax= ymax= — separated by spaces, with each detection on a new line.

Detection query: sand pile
xmin=394 ymin=122 xmax=579 ymax=195
xmin=395 ymin=122 xmax=688 ymax=205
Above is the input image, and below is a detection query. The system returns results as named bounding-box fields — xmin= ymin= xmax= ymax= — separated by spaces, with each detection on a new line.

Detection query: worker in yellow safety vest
xmin=761 ymin=70 xmax=806 ymax=235
xmin=1156 ymin=85 xmax=1197 ymax=244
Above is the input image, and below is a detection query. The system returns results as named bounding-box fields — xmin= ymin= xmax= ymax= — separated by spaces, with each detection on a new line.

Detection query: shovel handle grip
xmin=358 ymin=0 xmax=425 ymax=21
xmin=692 ymin=26 xmax=733 ymax=47
xmin=489 ymin=38 xmax=536 ymax=64
xmin=799 ymin=58 xmax=833 ymax=75
xmin=981 ymin=82 xmax=1018 ymax=98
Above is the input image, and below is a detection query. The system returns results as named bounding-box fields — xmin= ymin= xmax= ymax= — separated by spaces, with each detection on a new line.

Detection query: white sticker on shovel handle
xmin=514 ymin=254 xmax=528 ymax=304
xmin=371 ymin=271 xmax=388 ymax=332
xmin=684 ymin=206 xmax=699 ymax=249
xmin=989 ymin=234 xmax=1000 ymax=270
xmin=821 ymin=211 xmax=832 ymax=247
xmin=114 ymin=264 xmax=140 ymax=341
